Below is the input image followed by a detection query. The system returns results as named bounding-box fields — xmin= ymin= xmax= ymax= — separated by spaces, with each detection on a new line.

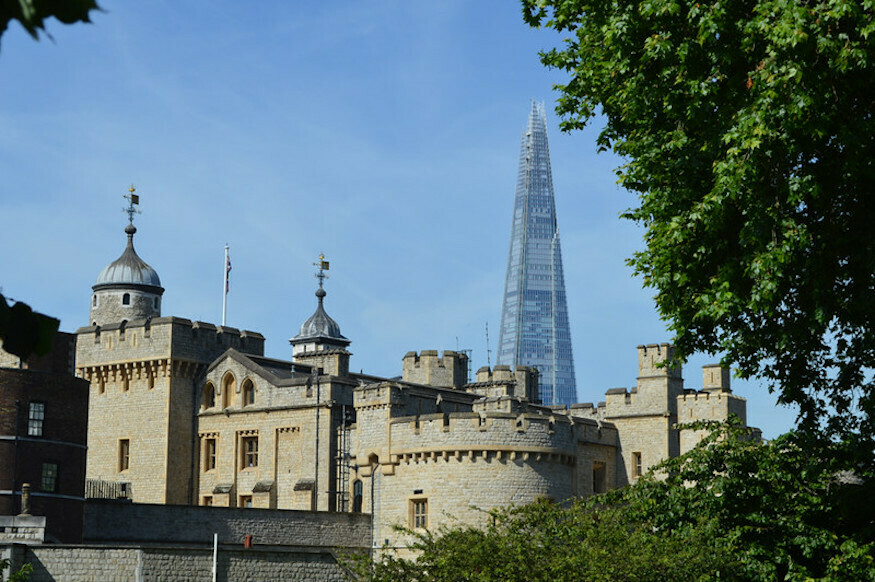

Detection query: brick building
xmin=0 ymin=332 xmax=89 ymax=543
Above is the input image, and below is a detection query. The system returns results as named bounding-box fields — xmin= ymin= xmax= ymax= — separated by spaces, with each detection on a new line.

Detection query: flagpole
xmin=222 ymin=245 xmax=229 ymax=326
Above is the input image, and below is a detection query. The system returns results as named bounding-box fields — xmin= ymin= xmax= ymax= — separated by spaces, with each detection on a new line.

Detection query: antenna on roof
xmin=123 ymin=184 xmax=141 ymax=225
xmin=485 ymin=321 xmax=492 ymax=369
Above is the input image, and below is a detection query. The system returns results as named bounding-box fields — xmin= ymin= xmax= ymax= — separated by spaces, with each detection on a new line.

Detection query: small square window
xmin=41 ymin=462 xmax=58 ymax=492
xmin=409 ymin=498 xmax=428 ymax=529
xmin=239 ymin=495 xmax=253 ymax=508
xmin=28 ymin=402 xmax=45 ymax=437
xmin=202 ymin=496 xmax=213 ymax=506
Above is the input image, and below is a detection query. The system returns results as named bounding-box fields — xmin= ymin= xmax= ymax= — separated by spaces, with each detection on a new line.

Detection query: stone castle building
xmin=73 ymin=211 xmax=753 ymax=552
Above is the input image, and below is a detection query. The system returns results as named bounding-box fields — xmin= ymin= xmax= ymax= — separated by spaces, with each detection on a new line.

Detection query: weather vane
xmin=313 ymin=253 xmax=330 ymax=289
xmin=123 ymin=184 xmax=141 ymax=224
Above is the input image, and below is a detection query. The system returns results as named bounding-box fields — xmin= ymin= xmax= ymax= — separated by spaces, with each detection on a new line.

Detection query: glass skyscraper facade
xmin=497 ymin=101 xmax=577 ymax=406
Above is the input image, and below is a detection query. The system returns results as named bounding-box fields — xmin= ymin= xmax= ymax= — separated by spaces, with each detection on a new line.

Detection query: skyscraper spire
xmin=497 ymin=101 xmax=577 ymax=406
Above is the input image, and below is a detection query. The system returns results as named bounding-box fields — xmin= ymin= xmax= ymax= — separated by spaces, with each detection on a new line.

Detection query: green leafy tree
xmin=0 ymin=558 xmax=32 ymax=582
xmin=622 ymin=420 xmax=875 ymax=580
xmin=351 ymin=421 xmax=875 ymax=581
xmin=348 ymin=499 xmax=738 ymax=581
xmin=0 ymin=292 xmax=59 ymax=359
xmin=0 ymin=0 xmax=99 ymax=47
xmin=521 ymin=0 xmax=875 ymax=454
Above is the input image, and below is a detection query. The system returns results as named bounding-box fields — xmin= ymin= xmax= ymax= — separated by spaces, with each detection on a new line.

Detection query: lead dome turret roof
xmin=292 ymin=287 xmax=348 ymax=343
xmin=93 ymin=224 xmax=163 ymax=291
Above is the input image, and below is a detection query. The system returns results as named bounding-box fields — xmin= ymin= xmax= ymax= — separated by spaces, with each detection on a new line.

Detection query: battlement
xmin=469 ymin=365 xmax=538 ymax=401
xmin=637 ymin=343 xmax=681 ymax=379
xmin=388 ymin=410 xmax=578 ymax=455
xmin=353 ymin=382 xmax=408 ymax=410
xmin=702 ymin=363 xmax=731 ymax=392
xmin=401 ymin=350 xmax=468 ymax=388
xmin=381 ymin=404 xmax=616 ymax=462
xmin=568 ymin=402 xmax=605 ymax=422
xmin=75 ymin=316 xmax=265 ymax=368
xmin=677 ymin=389 xmax=747 ymax=424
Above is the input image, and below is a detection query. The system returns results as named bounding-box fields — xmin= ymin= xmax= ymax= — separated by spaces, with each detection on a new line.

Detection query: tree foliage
xmin=349 ymin=500 xmax=737 ymax=581
xmin=351 ymin=421 xmax=875 ymax=581
xmin=0 ymin=0 xmax=99 ymax=47
xmin=624 ymin=420 xmax=875 ymax=580
xmin=522 ymin=0 xmax=875 ymax=452
xmin=0 ymin=292 xmax=59 ymax=359
xmin=0 ymin=558 xmax=32 ymax=582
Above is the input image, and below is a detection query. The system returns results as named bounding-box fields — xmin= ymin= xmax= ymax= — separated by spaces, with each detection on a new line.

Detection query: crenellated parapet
xmin=76 ymin=317 xmax=265 ymax=371
xmin=354 ymin=382 xmax=411 ymax=412
xmin=701 ymin=363 xmax=731 ymax=392
xmin=401 ymin=350 xmax=468 ymax=388
xmin=380 ymin=406 xmax=615 ymax=463
xmin=677 ymin=390 xmax=747 ymax=424
xmin=467 ymin=364 xmax=538 ymax=401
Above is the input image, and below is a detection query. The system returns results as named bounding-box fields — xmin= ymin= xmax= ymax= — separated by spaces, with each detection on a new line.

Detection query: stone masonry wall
xmin=678 ymin=391 xmax=748 ymax=455
xmin=11 ymin=545 xmax=352 ymax=582
xmin=354 ymin=409 xmax=618 ymax=553
xmin=84 ymin=501 xmax=371 ymax=549
xmin=197 ymin=355 xmax=353 ymax=511
xmin=90 ymin=287 xmax=160 ymax=327
xmin=77 ymin=318 xmax=266 ymax=505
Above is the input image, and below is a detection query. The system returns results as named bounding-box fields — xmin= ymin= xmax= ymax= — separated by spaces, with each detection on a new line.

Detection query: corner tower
xmin=90 ymin=186 xmax=163 ymax=326
xmin=497 ymin=101 xmax=577 ymax=406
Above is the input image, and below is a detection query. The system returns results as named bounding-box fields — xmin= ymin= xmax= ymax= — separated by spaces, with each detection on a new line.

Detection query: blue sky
xmin=0 ymin=1 xmax=797 ymax=437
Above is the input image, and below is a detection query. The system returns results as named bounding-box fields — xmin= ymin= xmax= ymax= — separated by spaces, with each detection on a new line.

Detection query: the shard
xmin=497 ymin=101 xmax=577 ymax=406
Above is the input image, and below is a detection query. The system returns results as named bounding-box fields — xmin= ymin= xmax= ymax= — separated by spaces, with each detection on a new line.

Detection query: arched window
xmin=352 ymin=480 xmax=363 ymax=513
xmin=122 ymin=293 xmax=131 ymax=305
xmin=221 ymin=373 xmax=236 ymax=408
xmin=241 ymin=378 xmax=255 ymax=406
xmin=202 ymin=382 xmax=216 ymax=409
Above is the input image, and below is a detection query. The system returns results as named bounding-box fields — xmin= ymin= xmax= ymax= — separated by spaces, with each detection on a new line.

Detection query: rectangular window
xmin=119 ymin=439 xmax=131 ymax=472
xmin=28 ymin=402 xmax=45 ymax=437
xmin=41 ymin=462 xmax=58 ymax=492
xmin=632 ymin=452 xmax=642 ymax=478
xmin=241 ymin=436 xmax=258 ymax=469
xmin=239 ymin=495 xmax=253 ymax=508
xmin=410 ymin=498 xmax=428 ymax=529
xmin=204 ymin=438 xmax=217 ymax=472
xmin=202 ymin=496 xmax=213 ymax=506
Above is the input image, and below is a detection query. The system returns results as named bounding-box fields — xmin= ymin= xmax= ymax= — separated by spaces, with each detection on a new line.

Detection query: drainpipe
xmin=12 ymin=400 xmax=21 ymax=514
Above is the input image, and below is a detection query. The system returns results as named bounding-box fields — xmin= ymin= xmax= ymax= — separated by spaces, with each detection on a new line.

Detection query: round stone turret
xmin=90 ymin=223 xmax=164 ymax=326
